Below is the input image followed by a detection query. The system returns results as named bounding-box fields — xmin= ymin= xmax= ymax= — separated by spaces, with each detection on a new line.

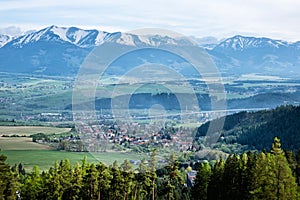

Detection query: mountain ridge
xmin=1 ymin=26 xmax=299 ymax=50
xmin=0 ymin=25 xmax=300 ymax=77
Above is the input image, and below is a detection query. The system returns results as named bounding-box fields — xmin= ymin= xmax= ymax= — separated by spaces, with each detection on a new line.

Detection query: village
xmin=76 ymin=121 xmax=197 ymax=153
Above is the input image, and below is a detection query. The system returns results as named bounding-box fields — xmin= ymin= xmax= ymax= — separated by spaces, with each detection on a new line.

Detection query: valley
xmin=1 ymin=26 xmax=300 ymax=200
xmin=0 ymin=26 xmax=300 ymax=198
xmin=1 ymin=72 xmax=299 ymax=122
xmin=1 ymin=0 xmax=300 ymax=198
xmin=1 ymin=70 xmax=300 ymax=171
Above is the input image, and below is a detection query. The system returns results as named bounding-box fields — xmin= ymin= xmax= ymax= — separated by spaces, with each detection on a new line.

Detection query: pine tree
xmin=284 ymin=150 xmax=296 ymax=176
xmin=82 ymin=163 xmax=99 ymax=200
xmin=207 ymin=159 xmax=224 ymax=200
xmin=69 ymin=163 xmax=83 ymax=200
xmin=165 ymin=153 xmax=183 ymax=200
xmin=0 ymin=152 xmax=19 ymax=200
xmin=250 ymin=137 xmax=297 ymax=200
xmin=96 ymin=162 xmax=112 ymax=200
xmin=244 ymin=151 xmax=259 ymax=200
xmin=21 ymin=166 xmax=43 ymax=200
xmin=191 ymin=162 xmax=211 ymax=200
xmin=222 ymin=154 xmax=243 ymax=200
xmin=58 ymin=159 xmax=73 ymax=199
xmin=149 ymin=149 xmax=157 ymax=200
xmin=109 ymin=161 xmax=124 ymax=200
xmin=134 ymin=158 xmax=152 ymax=200
xmin=270 ymin=136 xmax=284 ymax=155
xmin=295 ymin=149 xmax=300 ymax=185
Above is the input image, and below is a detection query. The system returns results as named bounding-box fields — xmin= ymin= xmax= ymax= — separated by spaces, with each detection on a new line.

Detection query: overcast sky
xmin=0 ymin=0 xmax=299 ymax=41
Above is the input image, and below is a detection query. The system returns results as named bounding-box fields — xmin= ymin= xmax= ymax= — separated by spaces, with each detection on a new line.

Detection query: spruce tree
xmin=222 ymin=154 xmax=243 ymax=200
xmin=21 ymin=166 xmax=42 ymax=200
xmin=82 ymin=163 xmax=99 ymax=200
xmin=270 ymin=136 xmax=284 ymax=155
xmin=191 ymin=162 xmax=211 ymax=200
xmin=165 ymin=153 xmax=183 ymax=200
xmin=207 ymin=159 xmax=224 ymax=200
xmin=135 ymin=158 xmax=152 ymax=200
xmin=150 ymin=149 xmax=157 ymax=200
xmin=251 ymin=137 xmax=297 ymax=200
xmin=109 ymin=161 xmax=124 ymax=200
xmin=295 ymin=149 xmax=300 ymax=185
xmin=69 ymin=163 xmax=83 ymax=200
xmin=0 ymin=152 xmax=19 ymax=200
xmin=96 ymin=162 xmax=112 ymax=200
xmin=120 ymin=159 xmax=135 ymax=200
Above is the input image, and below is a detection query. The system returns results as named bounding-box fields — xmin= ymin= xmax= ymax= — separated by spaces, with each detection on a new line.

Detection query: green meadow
xmin=0 ymin=125 xmax=143 ymax=171
xmin=2 ymin=150 xmax=142 ymax=171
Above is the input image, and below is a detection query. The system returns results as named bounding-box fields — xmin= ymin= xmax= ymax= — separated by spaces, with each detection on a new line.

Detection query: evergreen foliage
xmin=195 ymin=105 xmax=300 ymax=152
xmin=1 ymin=137 xmax=300 ymax=199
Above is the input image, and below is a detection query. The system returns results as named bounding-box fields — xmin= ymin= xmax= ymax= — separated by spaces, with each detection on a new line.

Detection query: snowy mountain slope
xmin=3 ymin=25 xmax=194 ymax=49
xmin=0 ymin=25 xmax=197 ymax=76
xmin=213 ymin=35 xmax=288 ymax=51
xmin=209 ymin=35 xmax=300 ymax=76
xmin=6 ymin=25 xmax=109 ymax=48
xmin=94 ymin=31 xmax=196 ymax=47
xmin=0 ymin=25 xmax=300 ymax=77
xmin=0 ymin=34 xmax=13 ymax=48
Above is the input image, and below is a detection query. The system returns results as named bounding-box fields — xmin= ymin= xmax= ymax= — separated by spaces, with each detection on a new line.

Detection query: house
xmin=186 ymin=170 xmax=197 ymax=188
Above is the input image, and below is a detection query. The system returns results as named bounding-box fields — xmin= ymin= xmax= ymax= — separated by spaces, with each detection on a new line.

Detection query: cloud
xmin=0 ymin=0 xmax=300 ymax=41
xmin=0 ymin=26 xmax=22 ymax=36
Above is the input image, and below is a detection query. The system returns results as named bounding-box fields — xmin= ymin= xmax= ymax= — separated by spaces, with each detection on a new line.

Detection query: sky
xmin=0 ymin=0 xmax=300 ymax=41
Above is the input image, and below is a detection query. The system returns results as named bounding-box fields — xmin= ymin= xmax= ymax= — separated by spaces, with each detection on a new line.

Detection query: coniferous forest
xmin=1 ymin=137 xmax=300 ymax=200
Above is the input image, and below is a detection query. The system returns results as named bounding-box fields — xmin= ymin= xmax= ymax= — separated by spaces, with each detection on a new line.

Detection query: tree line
xmin=0 ymin=149 xmax=190 ymax=200
xmin=191 ymin=137 xmax=300 ymax=200
xmin=1 ymin=137 xmax=300 ymax=199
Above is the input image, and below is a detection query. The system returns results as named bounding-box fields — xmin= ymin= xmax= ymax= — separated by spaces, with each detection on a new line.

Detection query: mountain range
xmin=0 ymin=25 xmax=299 ymax=77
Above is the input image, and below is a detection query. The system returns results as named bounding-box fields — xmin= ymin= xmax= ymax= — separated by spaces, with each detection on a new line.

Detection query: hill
xmin=195 ymin=105 xmax=300 ymax=153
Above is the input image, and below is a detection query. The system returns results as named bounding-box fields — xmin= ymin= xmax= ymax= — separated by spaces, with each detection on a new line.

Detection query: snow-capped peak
xmin=114 ymin=32 xmax=137 ymax=46
xmin=103 ymin=31 xmax=196 ymax=47
xmin=215 ymin=35 xmax=289 ymax=51
xmin=2 ymin=25 xmax=199 ymax=49
xmin=8 ymin=25 xmax=109 ymax=48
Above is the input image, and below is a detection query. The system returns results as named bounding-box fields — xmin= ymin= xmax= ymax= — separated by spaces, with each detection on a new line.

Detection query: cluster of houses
xmin=76 ymin=121 xmax=196 ymax=152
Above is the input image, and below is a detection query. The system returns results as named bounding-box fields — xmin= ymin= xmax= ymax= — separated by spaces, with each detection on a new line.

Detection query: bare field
xmin=0 ymin=137 xmax=53 ymax=150
xmin=0 ymin=126 xmax=71 ymax=136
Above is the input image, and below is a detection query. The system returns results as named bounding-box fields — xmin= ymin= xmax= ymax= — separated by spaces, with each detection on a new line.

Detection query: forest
xmin=1 ymin=137 xmax=300 ymax=200
xmin=195 ymin=105 xmax=300 ymax=153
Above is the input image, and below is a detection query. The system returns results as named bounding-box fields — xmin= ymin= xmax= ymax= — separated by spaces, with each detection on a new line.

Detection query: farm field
xmin=0 ymin=126 xmax=71 ymax=136
xmin=0 ymin=125 xmax=143 ymax=171
xmin=0 ymin=137 xmax=53 ymax=150
xmin=1 ymin=149 xmax=143 ymax=171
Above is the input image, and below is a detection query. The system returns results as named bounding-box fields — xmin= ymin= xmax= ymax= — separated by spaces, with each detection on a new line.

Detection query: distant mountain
xmin=0 ymin=25 xmax=197 ymax=76
xmin=213 ymin=35 xmax=289 ymax=51
xmin=192 ymin=36 xmax=221 ymax=50
xmin=0 ymin=25 xmax=300 ymax=77
xmin=209 ymin=35 xmax=300 ymax=76
xmin=0 ymin=26 xmax=111 ymax=75
xmin=227 ymin=92 xmax=300 ymax=109
xmin=7 ymin=25 xmax=109 ymax=48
